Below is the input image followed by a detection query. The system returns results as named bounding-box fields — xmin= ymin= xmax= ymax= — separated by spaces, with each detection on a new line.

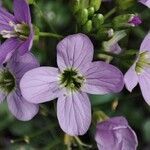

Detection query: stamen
xmin=60 ymin=68 xmax=85 ymax=91
xmin=135 ymin=51 xmax=150 ymax=74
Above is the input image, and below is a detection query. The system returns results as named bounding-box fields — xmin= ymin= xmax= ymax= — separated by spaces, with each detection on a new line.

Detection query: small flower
xmin=0 ymin=52 xmax=39 ymax=121
xmin=20 ymin=33 xmax=124 ymax=135
xmin=139 ymin=0 xmax=150 ymax=8
xmin=128 ymin=15 xmax=142 ymax=27
xmin=0 ymin=0 xmax=33 ymax=64
xmin=124 ymin=33 xmax=150 ymax=105
xmin=95 ymin=116 xmax=138 ymax=150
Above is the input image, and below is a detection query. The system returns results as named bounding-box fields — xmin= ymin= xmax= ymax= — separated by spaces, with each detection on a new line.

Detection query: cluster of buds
xmin=70 ymin=0 xmax=104 ymax=33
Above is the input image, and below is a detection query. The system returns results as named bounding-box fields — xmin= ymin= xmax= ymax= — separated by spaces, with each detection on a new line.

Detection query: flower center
xmin=60 ymin=69 xmax=85 ymax=91
xmin=135 ymin=51 xmax=150 ymax=74
xmin=0 ymin=69 xmax=16 ymax=93
xmin=0 ymin=22 xmax=30 ymax=40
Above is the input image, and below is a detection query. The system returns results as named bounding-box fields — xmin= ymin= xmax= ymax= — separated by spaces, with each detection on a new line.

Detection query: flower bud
xmin=92 ymin=14 xmax=104 ymax=30
xmin=128 ymin=15 xmax=142 ymax=27
xmin=88 ymin=7 xmax=95 ymax=16
xmin=89 ymin=0 xmax=102 ymax=11
xmin=76 ymin=8 xmax=88 ymax=25
xmin=113 ymin=14 xmax=141 ymax=28
xmin=82 ymin=20 xmax=92 ymax=33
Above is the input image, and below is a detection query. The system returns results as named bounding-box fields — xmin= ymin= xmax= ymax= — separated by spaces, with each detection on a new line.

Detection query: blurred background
xmin=0 ymin=0 xmax=150 ymax=149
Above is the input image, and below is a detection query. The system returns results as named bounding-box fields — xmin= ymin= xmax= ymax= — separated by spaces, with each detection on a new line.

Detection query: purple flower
xmin=0 ymin=52 xmax=39 ymax=121
xmin=139 ymin=0 xmax=150 ymax=8
xmin=124 ymin=33 xmax=150 ymax=105
xmin=20 ymin=33 xmax=124 ymax=135
xmin=95 ymin=116 xmax=138 ymax=150
xmin=128 ymin=15 xmax=142 ymax=27
xmin=0 ymin=0 xmax=33 ymax=64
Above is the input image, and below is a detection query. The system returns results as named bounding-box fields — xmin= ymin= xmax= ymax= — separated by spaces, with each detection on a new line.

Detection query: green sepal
xmin=113 ymin=14 xmax=133 ymax=29
xmin=33 ymin=25 xmax=40 ymax=41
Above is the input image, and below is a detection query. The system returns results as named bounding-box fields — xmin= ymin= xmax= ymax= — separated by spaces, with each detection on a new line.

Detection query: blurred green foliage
xmin=0 ymin=0 xmax=150 ymax=149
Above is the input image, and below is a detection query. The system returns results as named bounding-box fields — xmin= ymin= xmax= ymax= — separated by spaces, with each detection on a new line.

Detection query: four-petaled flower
xmin=124 ymin=33 xmax=150 ymax=105
xmin=0 ymin=52 xmax=39 ymax=121
xmin=95 ymin=116 xmax=138 ymax=150
xmin=0 ymin=0 xmax=33 ymax=64
xmin=20 ymin=33 xmax=124 ymax=135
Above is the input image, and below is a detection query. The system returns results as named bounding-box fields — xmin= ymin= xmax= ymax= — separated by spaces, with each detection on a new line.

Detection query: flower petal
xmin=57 ymin=33 xmax=94 ymax=73
xmin=124 ymin=64 xmax=138 ymax=92
xmin=7 ymin=52 xmax=39 ymax=81
xmin=139 ymin=0 xmax=150 ymax=8
xmin=57 ymin=92 xmax=91 ymax=135
xmin=13 ymin=0 xmax=31 ymax=24
xmin=0 ymin=38 xmax=20 ymax=64
xmin=7 ymin=89 xmax=39 ymax=121
xmin=138 ymin=69 xmax=150 ymax=105
xmin=20 ymin=67 xmax=60 ymax=104
xmin=82 ymin=61 xmax=124 ymax=94
xmin=140 ymin=32 xmax=150 ymax=52
xmin=0 ymin=7 xmax=15 ymax=31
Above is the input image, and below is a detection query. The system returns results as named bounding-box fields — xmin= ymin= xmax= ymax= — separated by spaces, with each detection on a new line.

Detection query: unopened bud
xmin=76 ymin=8 xmax=88 ymax=25
xmin=83 ymin=20 xmax=92 ymax=33
xmin=113 ymin=14 xmax=141 ymax=28
xmin=92 ymin=14 xmax=104 ymax=30
xmin=88 ymin=7 xmax=95 ymax=16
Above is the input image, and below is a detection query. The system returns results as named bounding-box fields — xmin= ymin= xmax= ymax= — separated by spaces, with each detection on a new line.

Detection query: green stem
xmin=74 ymin=136 xmax=92 ymax=149
xmin=39 ymin=32 xmax=63 ymax=39
xmin=104 ymin=7 xmax=117 ymax=20
xmin=33 ymin=2 xmax=56 ymax=33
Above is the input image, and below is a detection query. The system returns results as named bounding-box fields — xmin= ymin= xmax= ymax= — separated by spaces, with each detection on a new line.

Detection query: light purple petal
xmin=138 ymin=69 xmax=150 ymax=105
xmin=82 ymin=61 xmax=124 ymax=94
xmin=7 ymin=52 xmax=39 ymax=81
xmin=57 ymin=33 xmax=94 ymax=73
xmin=13 ymin=0 xmax=31 ymax=24
xmin=140 ymin=32 xmax=150 ymax=52
xmin=139 ymin=0 xmax=150 ymax=8
xmin=18 ymin=27 xmax=34 ymax=55
xmin=110 ymin=43 xmax=122 ymax=54
xmin=0 ymin=7 xmax=15 ymax=31
xmin=20 ymin=67 xmax=60 ymax=104
xmin=96 ymin=117 xmax=128 ymax=130
xmin=0 ymin=38 xmax=20 ymax=64
xmin=95 ymin=117 xmax=138 ymax=150
xmin=57 ymin=92 xmax=91 ymax=135
xmin=124 ymin=64 xmax=138 ymax=92
xmin=7 ymin=89 xmax=39 ymax=121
